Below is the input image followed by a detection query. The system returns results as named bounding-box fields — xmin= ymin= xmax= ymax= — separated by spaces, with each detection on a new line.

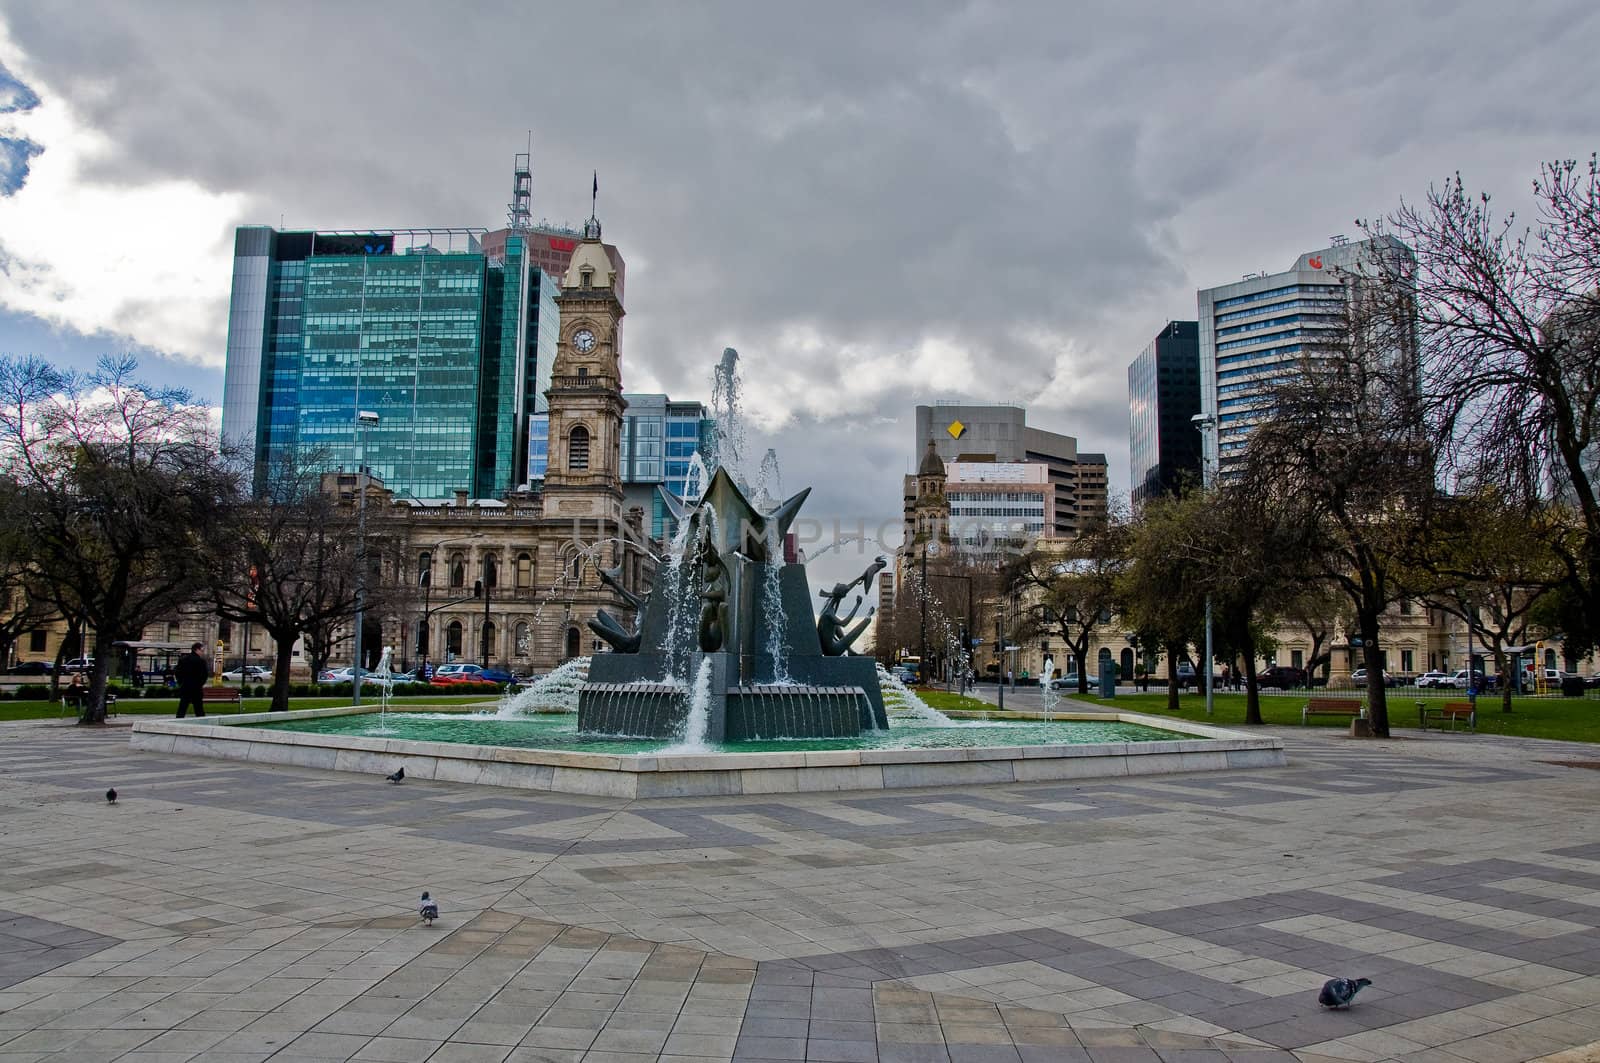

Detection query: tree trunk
xmin=1493 ymin=648 xmax=1513 ymax=713
xmin=269 ymin=630 xmax=296 ymax=712
xmin=1243 ymin=654 xmax=1262 ymax=725
xmin=1165 ymin=642 xmax=1181 ymax=712
xmin=78 ymin=632 xmax=115 ymax=726
xmin=1360 ymin=612 xmax=1389 ymax=736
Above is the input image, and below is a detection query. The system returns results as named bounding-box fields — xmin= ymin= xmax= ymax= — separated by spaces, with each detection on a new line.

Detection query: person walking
xmin=175 ymin=642 xmax=211 ymax=718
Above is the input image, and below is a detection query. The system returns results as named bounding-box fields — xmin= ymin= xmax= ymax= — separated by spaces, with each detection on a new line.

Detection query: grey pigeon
xmin=419 ymin=891 xmax=438 ymax=926
xmin=385 ymin=767 xmax=404 ymax=784
xmin=1318 ymin=977 xmax=1371 ymax=1008
xmin=105 ymin=788 xmax=117 ymax=804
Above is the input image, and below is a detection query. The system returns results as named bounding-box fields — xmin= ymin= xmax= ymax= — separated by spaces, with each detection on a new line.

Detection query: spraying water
xmin=683 ymin=452 xmax=709 ymax=503
xmin=762 ymin=521 xmax=791 ymax=684
xmin=1039 ymin=655 xmax=1059 ymax=719
xmin=498 ymin=656 xmax=592 ymax=716
xmin=876 ymin=663 xmax=955 ymax=725
xmin=661 ymin=657 xmax=715 ymax=753
xmin=709 ymin=347 xmax=747 ymax=485
xmin=370 ymin=646 xmax=397 ymax=733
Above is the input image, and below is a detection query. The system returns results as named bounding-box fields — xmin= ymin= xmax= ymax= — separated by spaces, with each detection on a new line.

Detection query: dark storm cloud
xmin=2 ymin=0 xmax=1597 ymax=539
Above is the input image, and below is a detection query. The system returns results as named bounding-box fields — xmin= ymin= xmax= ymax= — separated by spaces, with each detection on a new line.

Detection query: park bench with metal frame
xmin=1418 ymin=699 xmax=1476 ymax=732
xmin=1302 ymin=697 xmax=1363 ymax=724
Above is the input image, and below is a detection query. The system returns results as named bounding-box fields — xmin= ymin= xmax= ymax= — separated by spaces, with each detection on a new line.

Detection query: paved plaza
xmin=2 ymin=719 xmax=1600 ymax=1062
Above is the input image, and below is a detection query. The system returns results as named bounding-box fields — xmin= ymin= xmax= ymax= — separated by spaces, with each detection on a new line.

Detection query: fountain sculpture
xmin=579 ymin=467 xmax=890 ymax=742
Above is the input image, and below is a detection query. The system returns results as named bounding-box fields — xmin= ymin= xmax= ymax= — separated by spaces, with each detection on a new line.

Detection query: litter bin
xmin=1561 ymin=675 xmax=1586 ymax=698
xmin=1098 ymin=660 xmax=1117 ymax=698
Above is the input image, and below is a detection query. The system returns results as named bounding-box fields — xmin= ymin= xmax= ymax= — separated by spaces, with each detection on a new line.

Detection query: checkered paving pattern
xmin=1 ymin=722 xmax=1598 ymax=1061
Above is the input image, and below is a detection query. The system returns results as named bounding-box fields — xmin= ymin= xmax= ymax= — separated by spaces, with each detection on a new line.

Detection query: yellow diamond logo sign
xmin=947 ymin=420 xmax=966 ymax=439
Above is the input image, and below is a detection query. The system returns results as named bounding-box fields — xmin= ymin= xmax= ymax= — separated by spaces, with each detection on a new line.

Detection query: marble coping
xmin=128 ymin=705 xmax=1286 ymax=797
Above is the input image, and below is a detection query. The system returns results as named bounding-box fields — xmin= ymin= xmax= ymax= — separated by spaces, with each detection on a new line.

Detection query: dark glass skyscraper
xmin=1128 ymin=320 xmax=1202 ymax=509
xmin=222 ymin=227 xmax=559 ymax=498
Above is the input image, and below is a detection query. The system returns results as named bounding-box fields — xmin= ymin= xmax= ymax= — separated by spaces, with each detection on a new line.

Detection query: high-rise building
xmin=1197 ymin=235 xmax=1412 ymax=475
xmin=221 ymin=226 xmax=559 ymax=499
xmin=1128 ymin=320 xmax=1202 ymax=509
xmin=619 ymin=393 xmax=716 ymax=539
xmin=911 ymin=403 xmax=1107 ymax=540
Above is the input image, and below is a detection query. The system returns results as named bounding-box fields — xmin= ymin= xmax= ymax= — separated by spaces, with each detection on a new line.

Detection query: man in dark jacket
xmin=175 ymin=642 xmax=211 ymax=718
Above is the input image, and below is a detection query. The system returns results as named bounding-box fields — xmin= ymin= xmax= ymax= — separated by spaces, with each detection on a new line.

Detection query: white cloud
xmin=0 ymin=27 xmax=246 ymax=367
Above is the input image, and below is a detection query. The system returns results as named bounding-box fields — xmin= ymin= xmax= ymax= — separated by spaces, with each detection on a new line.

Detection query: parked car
xmin=1175 ymin=661 xmax=1196 ymax=689
xmin=1449 ymin=669 xmax=1496 ymax=691
xmin=221 ymin=665 xmax=272 ymax=682
xmin=432 ymin=663 xmax=511 ymax=685
xmin=63 ymin=657 xmax=95 ymax=673
xmin=1350 ymin=668 xmax=1398 ymax=687
xmin=1048 ymin=674 xmax=1082 ymax=690
xmin=1415 ymin=671 xmax=1457 ymax=688
xmin=8 ymin=661 xmax=53 ymax=675
xmin=318 ymin=667 xmax=398 ymax=687
xmin=1257 ymin=665 xmax=1309 ymax=689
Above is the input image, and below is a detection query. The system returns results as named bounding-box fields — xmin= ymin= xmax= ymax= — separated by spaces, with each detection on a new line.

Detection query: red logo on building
xmin=1307 ymin=255 xmax=1324 ymax=269
xmin=548 ymin=237 xmax=578 ymax=253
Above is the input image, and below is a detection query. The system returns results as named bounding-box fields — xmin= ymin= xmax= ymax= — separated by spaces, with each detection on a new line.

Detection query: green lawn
xmin=914 ymin=690 xmax=994 ymax=713
xmin=1057 ymin=690 xmax=1600 ymax=744
xmin=0 ymin=693 xmax=499 ymax=723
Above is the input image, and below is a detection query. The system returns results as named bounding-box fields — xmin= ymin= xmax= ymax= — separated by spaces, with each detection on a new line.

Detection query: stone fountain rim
xmin=127 ymin=704 xmax=1286 ymax=798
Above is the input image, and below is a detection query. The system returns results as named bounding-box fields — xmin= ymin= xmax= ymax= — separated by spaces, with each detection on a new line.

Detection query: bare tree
xmin=1007 ymin=519 xmax=1129 ymax=695
xmin=1362 ymin=157 xmax=1600 ymax=653
xmin=1239 ymin=268 xmax=1436 ymax=736
xmin=0 ymin=356 xmax=238 ymax=723
xmin=202 ymin=455 xmax=368 ymax=711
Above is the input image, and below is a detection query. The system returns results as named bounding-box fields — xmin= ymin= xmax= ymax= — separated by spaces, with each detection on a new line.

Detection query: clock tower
xmin=542 ymin=213 xmax=625 ymax=521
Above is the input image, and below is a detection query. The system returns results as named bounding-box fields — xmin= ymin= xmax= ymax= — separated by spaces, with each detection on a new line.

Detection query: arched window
xmin=483 ymin=554 xmax=498 ymax=589
xmin=446 ymin=621 xmax=463 ymax=657
xmin=1119 ymin=648 xmax=1134 ymax=680
xmin=515 ymin=552 xmax=532 ymax=589
xmin=418 ymin=551 xmax=432 ymax=587
xmin=514 ymin=623 xmax=530 ymax=656
xmin=571 ymin=554 xmax=582 ymax=581
xmin=1097 ymin=648 xmax=1113 ymax=668
xmin=449 ymin=553 xmax=465 ymax=588
xmin=565 ymin=627 xmax=581 ymax=659
xmin=568 ymin=425 xmax=590 ymax=470
xmin=482 ymin=621 xmax=496 ymax=662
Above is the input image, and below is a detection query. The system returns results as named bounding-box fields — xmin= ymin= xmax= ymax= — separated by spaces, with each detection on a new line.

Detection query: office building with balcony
xmin=1128 ymin=320 xmax=1202 ymax=509
xmin=1196 ymin=235 xmax=1413 ymax=475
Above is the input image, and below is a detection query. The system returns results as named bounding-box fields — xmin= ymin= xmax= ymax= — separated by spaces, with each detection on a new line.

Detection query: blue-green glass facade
xmin=223 ymin=227 xmax=555 ymax=499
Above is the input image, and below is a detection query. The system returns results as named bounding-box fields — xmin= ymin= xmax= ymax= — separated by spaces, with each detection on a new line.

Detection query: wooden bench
xmin=202 ymin=687 xmax=242 ymax=711
xmin=1302 ymin=697 xmax=1363 ymax=724
xmin=1419 ymin=699 xmax=1476 ymax=732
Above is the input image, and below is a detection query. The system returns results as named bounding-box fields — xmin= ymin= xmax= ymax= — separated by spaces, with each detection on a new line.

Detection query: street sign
xmin=1003 ymin=644 xmax=1020 ymax=651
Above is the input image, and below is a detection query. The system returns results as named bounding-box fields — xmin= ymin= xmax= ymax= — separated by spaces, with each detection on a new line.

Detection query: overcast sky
xmin=1 ymin=1 xmax=1596 ymax=597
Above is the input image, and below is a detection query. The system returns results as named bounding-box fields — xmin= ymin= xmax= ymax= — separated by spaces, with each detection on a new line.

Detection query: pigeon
xmin=419 ymin=891 xmax=438 ymax=926
xmin=1318 ymin=977 xmax=1372 ymax=1009
xmin=105 ymin=788 xmax=117 ymax=804
xmin=385 ymin=767 xmax=404 ymax=784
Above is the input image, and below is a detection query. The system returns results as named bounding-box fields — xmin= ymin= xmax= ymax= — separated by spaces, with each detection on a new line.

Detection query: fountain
xmin=580 ymin=466 xmax=889 ymax=741
xmin=132 ymin=344 xmax=1287 ymax=796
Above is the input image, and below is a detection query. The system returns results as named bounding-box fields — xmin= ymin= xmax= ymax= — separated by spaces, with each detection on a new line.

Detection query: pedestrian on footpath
xmin=175 ymin=642 xmax=211 ymax=718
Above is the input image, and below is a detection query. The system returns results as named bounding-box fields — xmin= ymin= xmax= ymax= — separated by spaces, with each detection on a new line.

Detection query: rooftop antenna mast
xmin=507 ymin=142 xmax=532 ymax=232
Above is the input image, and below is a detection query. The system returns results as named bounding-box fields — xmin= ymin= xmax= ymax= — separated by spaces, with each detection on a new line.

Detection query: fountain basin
xmin=129 ymin=706 xmax=1286 ymax=799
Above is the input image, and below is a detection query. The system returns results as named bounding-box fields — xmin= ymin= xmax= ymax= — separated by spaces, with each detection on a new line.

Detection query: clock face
xmin=572 ymin=328 xmax=597 ymax=353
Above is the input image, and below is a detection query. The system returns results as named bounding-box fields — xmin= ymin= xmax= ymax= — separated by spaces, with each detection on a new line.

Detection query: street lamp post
xmin=351 ymin=410 xmax=379 ymax=707
xmin=1192 ymin=412 xmax=1218 ymax=717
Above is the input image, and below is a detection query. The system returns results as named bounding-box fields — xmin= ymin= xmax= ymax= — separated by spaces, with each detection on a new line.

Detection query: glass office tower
xmin=1127 ymin=320 xmax=1201 ymax=510
xmin=221 ymin=227 xmax=560 ymax=498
